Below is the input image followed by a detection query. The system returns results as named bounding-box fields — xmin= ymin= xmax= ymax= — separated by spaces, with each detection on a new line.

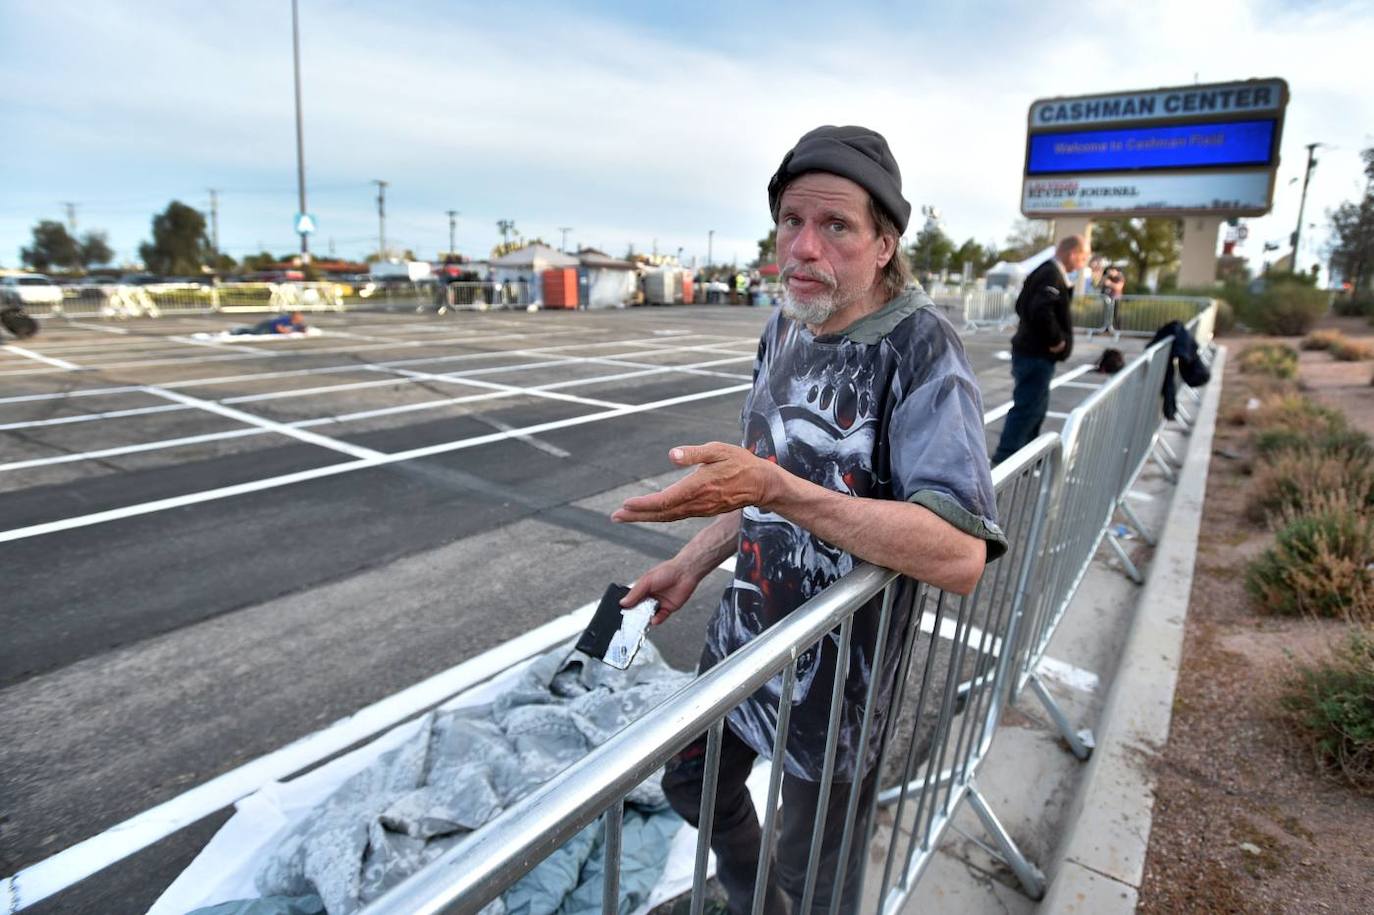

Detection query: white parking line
xmin=0 ymin=341 xmax=752 ymax=430
xmin=3 ymin=346 xmax=83 ymax=370
xmin=982 ymin=364 xmax=1095 ymax=423
xmin=0 ymin=332 xmax=749 ymax=403
xmin=141 ymin=386 xmax=385 ymax=461
xmin=0 ymin=382 xmax=752 ymax=543
xmin=0 ymin=353 xmax=758 ymax=472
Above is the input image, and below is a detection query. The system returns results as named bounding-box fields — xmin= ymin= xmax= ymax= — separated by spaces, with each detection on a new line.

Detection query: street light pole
xmin=558 ymin=227 xmax=573 ymax=253
xmin=291 ymin=0 xmax=309 ymax=261
xmin=373 ymin=180 xmax=389 ymax=261
xmin=447 ymin=210 xmax=459 ymax=257
xmin=707 ymin=229 xmax=714 ymax=268
xmin=1291 ymin=142 xmax=1323 ymax=274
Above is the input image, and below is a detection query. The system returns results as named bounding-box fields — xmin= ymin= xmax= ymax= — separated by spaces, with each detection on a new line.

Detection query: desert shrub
xmin=1244 ymin=278 xmax=1331 ymax=335
xmin=1282 ymin=629 xmax=1374 ymax=792
xmin=1331 ymin=336 xmax=1374 ymax=361
xmin=1252 ymin=426 xmax=1371 ymax=461
xmin=1238 ymin=343 xmax=1299 ymax=379
xmin=1302 ymin=329 xmax=1346 ymax=351
xmin=1332 ymin=293 xmax=1374 ymax=318
xmin=1246 ymin=497 xmax=1374 ymax=620
xmin=1214 ymin=298 xmax=1235 ymax=334
xmin=1250 ymin=394 xmax=1346 ymax=435
xmin=1247 ymin=451 xmax=1374 ymax=523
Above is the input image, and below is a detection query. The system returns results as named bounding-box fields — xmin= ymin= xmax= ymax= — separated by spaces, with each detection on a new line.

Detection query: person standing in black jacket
xmin=991 ymin=234 xmax=1089 ymax=463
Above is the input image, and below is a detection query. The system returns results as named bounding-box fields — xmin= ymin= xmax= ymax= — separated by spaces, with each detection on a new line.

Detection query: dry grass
xmin=1245 ymin=495 xmax=1374 ymax=622
xmin=1238 ymin=343 xmax=1299 ymax=379
xmin=1246 ymin=451 xmax=1374 ymax=524
xmin=1282 ymin=628 xmax=1374 ymax=793
xmin=1331 ymin=336 xmax=1374 ymax=361
xmin=1302 ymin=329 xmax=1347 ymax=351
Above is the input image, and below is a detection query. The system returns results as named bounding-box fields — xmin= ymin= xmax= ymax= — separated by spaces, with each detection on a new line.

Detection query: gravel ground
xmin=1138 ymin=325 xmax=1374 ymax=913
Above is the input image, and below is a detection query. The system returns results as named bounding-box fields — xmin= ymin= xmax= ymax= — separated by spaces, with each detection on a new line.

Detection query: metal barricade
xmin=444 ymin=281 xmax=534 ymax=311
xmin=1071 ymin=292 xmax=1111 ymax=334
xmin=358 ymin=434 xmax=1062 ymax=915
xmin=1006 ymin=337 xmax=1172 ymax=760
xmin=1110 ymin=295 xmax=1212 ymax=336
xmin=959 ymin=289 xmax=1018 ymax=330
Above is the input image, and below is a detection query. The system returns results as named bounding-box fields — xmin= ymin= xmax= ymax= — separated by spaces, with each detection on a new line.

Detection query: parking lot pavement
xmin=0 ymin=306 xmax=1139 ymax=913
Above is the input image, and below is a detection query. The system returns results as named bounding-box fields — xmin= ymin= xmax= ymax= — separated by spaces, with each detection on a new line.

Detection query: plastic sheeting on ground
xmin=156 ymin=642 xmax=693 ymax=915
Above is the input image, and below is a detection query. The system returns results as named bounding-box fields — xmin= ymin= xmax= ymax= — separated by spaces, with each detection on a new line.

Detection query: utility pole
xmin=447 ymin=210 xmax=459 ymax=257
xmin=291 ymin=0 xmax=310 ymax=261
xmin=207 ymin=189 xmax=220 ymax=259
xmin=372 ymin=179 xmax=389 ymax=261
xmin=497 ymin=219 xmax=516 ymax=249
xmin=1291 ymin=142 xmax=1324 ymax=273
xmin=61 ymin=202 xmax=78 ymax=235
xmin=558 ymin=226 xmax=573 ymax=253
xmin=707 ymin=229 xmax=714 ymax=268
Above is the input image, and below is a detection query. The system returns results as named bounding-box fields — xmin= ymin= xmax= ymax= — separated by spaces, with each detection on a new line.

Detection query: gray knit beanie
xmin=767 ymin=125 xmax=911 ymax=233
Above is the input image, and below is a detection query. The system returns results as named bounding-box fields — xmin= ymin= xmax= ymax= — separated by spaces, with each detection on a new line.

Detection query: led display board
xmin=1021 ymin=78 xmax=1288 ymax=218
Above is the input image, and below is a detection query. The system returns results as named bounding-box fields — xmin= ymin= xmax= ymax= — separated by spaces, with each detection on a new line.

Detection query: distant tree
xmin=908 ymin=225 xmax=956 ymax=275
xmin=952 ymin=237 xmax=998 ymax=276
xmin=21 ymin=220 xmax=81 ymax=272
xmin=1093 ymin=218 xmax=1182 ymax=288
xmin=366 ymin=248 xmax=419 ymax=262
xmin=138 ymin=201 xmax=210 ymax=275
xmin=1327 ymin=147 xmax=1374 ymax=296
xmin=999 ymin=219 xmax=1053 ymax=261
xmin=756 ymin=228 xmax=777 ymax=265
xmin=207 ymin=252 xmax=238 ymax=273
xmin=241 ymin=251 xmax=280 ymax=272
xmin=78 ymin=231 xmax=114 ymax=268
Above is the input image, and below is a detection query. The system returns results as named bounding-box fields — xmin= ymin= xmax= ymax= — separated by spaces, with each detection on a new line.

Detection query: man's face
xmin=776 ymin=172 xmax=895 ymax=326
xmin=1065 ymin=245 xmax=1091 ymax=273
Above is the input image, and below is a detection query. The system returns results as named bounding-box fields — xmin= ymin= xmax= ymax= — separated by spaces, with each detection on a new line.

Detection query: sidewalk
xmin=868 ymin=351 xmax=1225 ymax=915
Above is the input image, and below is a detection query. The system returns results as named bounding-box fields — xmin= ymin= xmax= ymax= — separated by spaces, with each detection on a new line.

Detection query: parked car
xmin=0 ymin=273 xmax=64 ymax=307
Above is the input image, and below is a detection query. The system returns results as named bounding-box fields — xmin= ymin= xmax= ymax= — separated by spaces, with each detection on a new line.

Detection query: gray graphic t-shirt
xmin=702 ymin=290 xmax=1007 ymax=781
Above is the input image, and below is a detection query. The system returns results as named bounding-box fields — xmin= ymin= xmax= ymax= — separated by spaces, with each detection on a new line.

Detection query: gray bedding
xmin=188 ymin=642 xmax=691 ymax=915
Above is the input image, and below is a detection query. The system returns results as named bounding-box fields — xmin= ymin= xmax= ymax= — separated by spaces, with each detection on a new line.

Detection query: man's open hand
xmin=611 ymin=443 xmax=777 ymax=523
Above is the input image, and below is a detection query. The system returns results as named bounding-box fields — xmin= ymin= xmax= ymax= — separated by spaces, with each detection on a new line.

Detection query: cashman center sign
xmin=1021 ymin=78 xmax=1288 ymax=218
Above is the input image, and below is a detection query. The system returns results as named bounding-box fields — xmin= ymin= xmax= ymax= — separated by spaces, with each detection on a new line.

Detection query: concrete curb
xmin=1036 ymin=346 xmax=1228 ymax=914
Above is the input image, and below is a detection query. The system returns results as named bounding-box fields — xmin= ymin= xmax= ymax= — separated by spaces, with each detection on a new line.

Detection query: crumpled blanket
xmin=188 ymin=642 xmax=691 ymax=915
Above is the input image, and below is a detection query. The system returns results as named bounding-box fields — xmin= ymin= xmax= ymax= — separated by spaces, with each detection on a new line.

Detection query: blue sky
xmin=3 ymin=0 xmax=1371 ymax=274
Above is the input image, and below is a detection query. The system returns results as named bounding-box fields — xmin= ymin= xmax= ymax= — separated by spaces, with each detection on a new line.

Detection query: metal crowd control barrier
xmin=360 ymin=434 xmax=1062 ymax=915
xmin=1006 ymin=331 xmax=1180 ymax=760
xmin=1109 ymin=294 xmax=1212 ymax=337
xmin=41 ymin=282 xmax=347 ymax=319
xmin=444 ymin=281 xmax=535 ymax=311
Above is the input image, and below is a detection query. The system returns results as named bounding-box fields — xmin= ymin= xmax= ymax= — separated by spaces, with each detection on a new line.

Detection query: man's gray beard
xmin=781 ymin=288 xmax=838 ymax=326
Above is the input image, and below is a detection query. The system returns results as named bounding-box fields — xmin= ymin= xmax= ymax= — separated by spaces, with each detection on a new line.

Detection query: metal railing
xmin=1008 ymin=303 xmax=1216 ymax=759
xmin=360 ymin=434 xmax=1062 ymax=915
xmin=1108 ymin=295 xmax=1213 ymax=337
xmin=33 ymin=283 xmax=349 ymax=318
xmin=444 ymin=281 xmax=535 ymax=311
xmin=3 ymin=302 xmax=1216 ymax=913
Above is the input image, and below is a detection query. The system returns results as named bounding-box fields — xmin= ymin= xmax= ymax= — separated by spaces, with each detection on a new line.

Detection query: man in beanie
xmin=612 ymin=126 xmax=1005 ymax=915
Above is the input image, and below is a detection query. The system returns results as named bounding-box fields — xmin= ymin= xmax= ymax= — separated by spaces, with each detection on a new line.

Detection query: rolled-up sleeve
xmin=889 ymin=368 xmax=1008 ymax=562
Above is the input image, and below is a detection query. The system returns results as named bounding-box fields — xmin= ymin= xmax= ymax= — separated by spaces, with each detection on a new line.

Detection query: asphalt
xmin=0 ymin=305 xmax=1135 ymax=914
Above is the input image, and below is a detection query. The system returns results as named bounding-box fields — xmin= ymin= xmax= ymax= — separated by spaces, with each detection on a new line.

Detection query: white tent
xmin=984 ymin=245 xmax=1055 ymax=291
xmin=578 ymin=250 xmax=638 ymax=309
xmin=490 ymin=244 xmax=580 ymax=301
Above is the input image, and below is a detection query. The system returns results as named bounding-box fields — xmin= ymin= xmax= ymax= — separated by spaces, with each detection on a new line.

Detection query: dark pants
xmin=992 ymin=353 xmax=1056 ymax=464
xmin=662 ymin=724 xmax=878 ymax=915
